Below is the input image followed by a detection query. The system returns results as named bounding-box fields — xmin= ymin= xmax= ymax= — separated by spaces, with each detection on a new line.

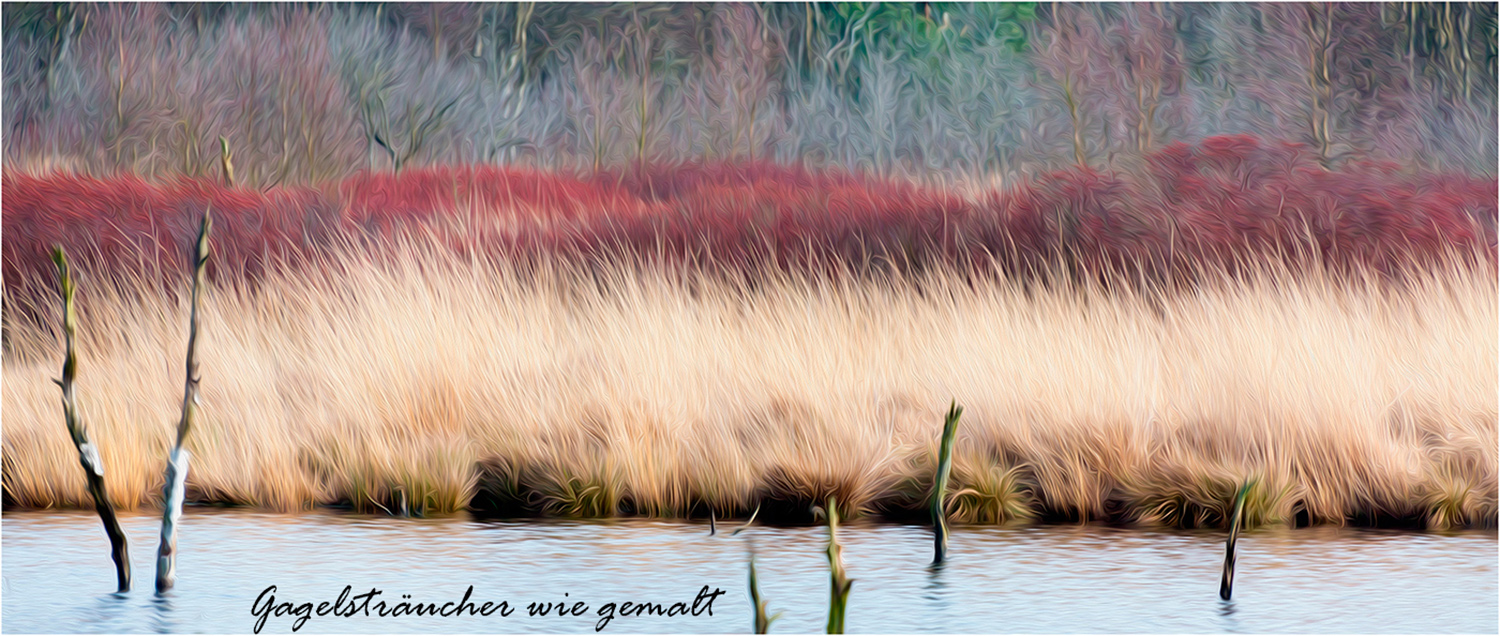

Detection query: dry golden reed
xmin=3 ymin=241 xmax=1495 ymax=529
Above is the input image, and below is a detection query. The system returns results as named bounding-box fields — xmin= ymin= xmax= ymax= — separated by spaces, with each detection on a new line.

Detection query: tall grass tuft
xmin=947 ymin=455 xmax=1035 ymax=525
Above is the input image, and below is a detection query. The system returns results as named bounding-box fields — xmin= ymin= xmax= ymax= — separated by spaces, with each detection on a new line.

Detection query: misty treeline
xmin=4 ymin=2 xmax=1496 ymax=187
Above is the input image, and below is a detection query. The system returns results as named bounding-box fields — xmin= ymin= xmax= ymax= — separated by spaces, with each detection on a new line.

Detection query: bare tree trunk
xmin=1064 ymin=73 xmax=1087 ymax=167
xmin=156 ymin=211 xmax=211 ymax=593
xmin=1407 ymin=2 xmax=1418 ymax=89
xmin=515 ymin=2 xmax=534 ymax=84
xmin=51 ymin=248 xmax=132 ymax=593
xmin=1052 ymin=4 xmax=1088 ymax=168
xmin=1306 ymin=4 xmax=1334 ymax=168
xmin=431 ymin=3 xmax=443 ymax=62
xmin=113 ymin=32 xmax=127 ymax=166
xmin=1460 ymin=5 xmax=1472 ymax=99
xmin=219 ymin=137 xmax=235 ymax=188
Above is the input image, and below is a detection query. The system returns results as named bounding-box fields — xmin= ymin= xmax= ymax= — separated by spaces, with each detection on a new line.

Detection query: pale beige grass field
xmin=3 ymin=244 xmax=1495 ymax=528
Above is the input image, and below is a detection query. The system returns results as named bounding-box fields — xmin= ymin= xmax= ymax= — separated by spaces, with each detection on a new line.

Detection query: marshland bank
xmin=3 ymin=509 xmax=1496 ymax=633
xmin=3 ymin=246 xmax=1495 ymax=529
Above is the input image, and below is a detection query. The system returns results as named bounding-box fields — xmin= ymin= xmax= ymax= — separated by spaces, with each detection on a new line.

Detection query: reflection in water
xmin=1216 ymin=598 xmax=1241 ymax=634
xmin=923 ymin=561 xmax=947 ymax=602
xmin=922 ymin=560 xmax=951 ymax=633
xmin=149 ymin=594 xmax=175 ymax=634
xmin=81 ymin=592 xmax=130 ymax=633
xmin=2 ymin=510 xmax=1495 ymax=634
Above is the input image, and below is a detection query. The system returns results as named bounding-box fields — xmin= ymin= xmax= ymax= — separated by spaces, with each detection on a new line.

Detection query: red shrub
xmin=2 ymin=172 xmax=339 ymax=294
xmin=990 ymin=135 xmax=1496 ymax=277
xmin=4 ymin=136 xmax=1494 ymax=299
xmin=594 ymin=162 xmax=972 ymax=269
xmin=339 ymin=165 xmax=661 ymax=235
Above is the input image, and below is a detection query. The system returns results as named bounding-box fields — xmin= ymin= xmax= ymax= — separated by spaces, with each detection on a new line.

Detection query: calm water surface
xmin=3 ymin=509 xmax=1495 ymax=634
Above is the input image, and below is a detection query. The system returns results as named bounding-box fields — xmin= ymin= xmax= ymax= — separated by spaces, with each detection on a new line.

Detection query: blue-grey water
xmin=2 ymin=509 xmax=1495 ymax=634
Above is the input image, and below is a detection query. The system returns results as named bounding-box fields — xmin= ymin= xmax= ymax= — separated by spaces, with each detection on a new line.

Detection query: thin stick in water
xmin=731 ymin=504 xmax=762 ymax=536
xmin=824 ymin=496 xmax=853 ymax=634
xmin=51 ymin=247 xmax=133 ymax=592
xmin=157 ymin=211 xmax=211 ymax=593
xmin=748 ymin=545 xmax=780 ymax=634
xmin=1219 ymin=480 xmax=1252 ymax=600
xmin=932 ymin=401 xmax=963 ymax=564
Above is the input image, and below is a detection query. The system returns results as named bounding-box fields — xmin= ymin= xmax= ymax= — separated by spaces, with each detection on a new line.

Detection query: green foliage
xmin=805 ymin=2 xmax=1037 ymax=98
xmin=820 ymin=2 xmax=1036 ymax=57
xmin=3 ymin=3 xmax=73 ymax=41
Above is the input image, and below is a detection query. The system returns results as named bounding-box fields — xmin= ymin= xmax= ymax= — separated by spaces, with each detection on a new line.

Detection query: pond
xmin=2 ymin=509 xmax=1495 ymax=634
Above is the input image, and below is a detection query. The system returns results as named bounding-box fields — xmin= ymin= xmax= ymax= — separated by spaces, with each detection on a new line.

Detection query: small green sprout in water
xmin=931 ymin=401 xmax=962 ymax=564
xmin=747 ymin=545 xmax=782 ymax=634
xmin=819 ymin=495 xmax=853 ymax=634
xmin=1220 ymin=478 xmax=1255 ymax=600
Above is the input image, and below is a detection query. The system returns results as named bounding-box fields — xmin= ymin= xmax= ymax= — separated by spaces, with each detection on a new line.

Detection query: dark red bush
xmin=5 ymin=136 xmax=1494 ymax=299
